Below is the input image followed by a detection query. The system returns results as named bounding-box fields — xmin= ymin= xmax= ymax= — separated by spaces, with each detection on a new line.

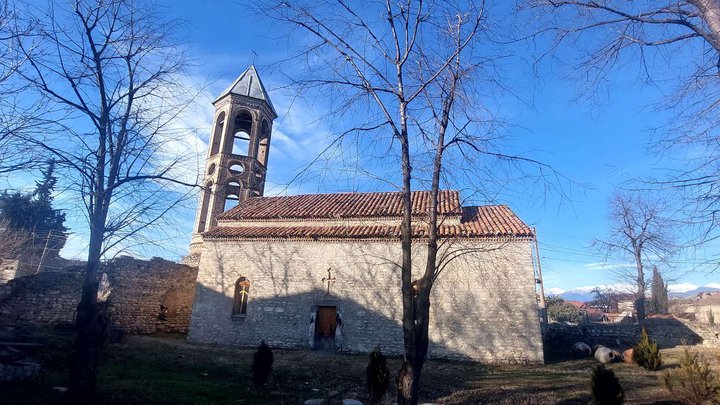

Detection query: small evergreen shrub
xmin=591 ymin=364 xmax=625 ymax=405
xmin=633 ymin=328 xmax=662 ymax=371
xmin=251 ymin=340 xmax=274 ymax=388
xmin=366 ymin=346 xmax=390 ymax=402
xmin=660 ymin=347 xmax=720 ymax=404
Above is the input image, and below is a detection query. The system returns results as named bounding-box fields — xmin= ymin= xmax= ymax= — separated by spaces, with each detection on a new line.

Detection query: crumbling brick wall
xmin=103 ymin=257 xmax=198 ymax=334
xmin=0 ymin=257 xmax=197 ymax=334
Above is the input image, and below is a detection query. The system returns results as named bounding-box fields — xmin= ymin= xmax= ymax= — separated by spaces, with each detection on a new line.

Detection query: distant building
xmin=683 ymin=292 xmax=720 ymax=324
xmin=565 ymin=300 xmax=609 ymax=323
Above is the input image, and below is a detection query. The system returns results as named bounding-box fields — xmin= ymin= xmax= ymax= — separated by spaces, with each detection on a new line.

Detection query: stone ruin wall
xmin=544 ymin=318 xmax=720 ymax=352
xmin=0 ymin=257 xmax=197 ymax=334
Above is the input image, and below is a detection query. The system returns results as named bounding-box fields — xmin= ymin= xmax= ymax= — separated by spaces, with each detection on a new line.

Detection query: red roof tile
xmin=218 ymin=190 xmax=463 ymax=220
xmin=204 ymin=204 xmax=533 ymax=240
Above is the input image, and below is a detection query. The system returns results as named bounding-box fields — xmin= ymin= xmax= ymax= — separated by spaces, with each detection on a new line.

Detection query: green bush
xmin=366 ymin=346 xmax=390 ymax=402
xmin=633 ymin=328 xmax=662 ymax=371
xmin=546 ymin=296 xmax=585 ymax=323
xmin=251 ymin=340 xmax=274 ymax=388
xmin=591 ymin=364 xmax=625 ymax=404
xmin=660 ymin=347 xmax=720 ymax=404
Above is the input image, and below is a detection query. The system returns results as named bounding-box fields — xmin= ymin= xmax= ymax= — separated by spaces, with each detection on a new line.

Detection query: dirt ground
xmin=1 ymin=334 xmax=718 ymax=404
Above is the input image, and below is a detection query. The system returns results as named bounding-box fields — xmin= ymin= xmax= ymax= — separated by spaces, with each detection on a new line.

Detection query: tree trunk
xmin=689 ymin=0 xmax=720 ymax=52
xmin=68 ymin=219 xmax=106 ymax=397
xmin=397 ymin=360 xmax=418 ymax=405
xmin=635 ymin=295 xmax=646 ymax=323
xmin=397 ymin=280 xmax=432 ymax=405
xmin=634 ymin=248 xmax=646 ymax=322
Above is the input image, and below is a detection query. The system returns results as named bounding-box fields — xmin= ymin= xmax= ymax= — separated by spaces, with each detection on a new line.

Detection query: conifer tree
xmin=0 ymin=160 xmax=67 ymax=251
xmin=649 ymin=266 xmax=669 ymax=315
xmin=34 ymin=159 xmax=57 ymax=203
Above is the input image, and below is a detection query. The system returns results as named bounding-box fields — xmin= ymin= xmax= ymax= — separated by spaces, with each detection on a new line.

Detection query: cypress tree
xmin=34 ymin=159 xmax=58 ymax=203
xmin=0 ymin=160 xmax=67 ymax=251
xmin=649 ymin=266 xmax=668 ymax=315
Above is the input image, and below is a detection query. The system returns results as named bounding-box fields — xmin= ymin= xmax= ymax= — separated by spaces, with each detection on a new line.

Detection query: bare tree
xmin=594 ymin=191 xmax=676 ymax=322
xmin=9 ymin=0 xmax=200 ymax=396
xmin=0 ymin=0 xmax=47 ymax=175
xmin=0 ymin=218 xmax=29 ymax=260
xmin=260 ymin=1 xmax=556 ymax=403
xmin=528 ymin=0 xmax=720 ymax=264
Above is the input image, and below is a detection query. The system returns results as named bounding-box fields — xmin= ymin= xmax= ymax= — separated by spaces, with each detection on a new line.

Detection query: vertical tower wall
xmin=187 ymin=67 xmax=276 ymax=260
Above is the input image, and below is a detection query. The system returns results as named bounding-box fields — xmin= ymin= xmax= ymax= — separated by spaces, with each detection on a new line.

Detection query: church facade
xmin=186 ymin=66 xmax=545 ymax=363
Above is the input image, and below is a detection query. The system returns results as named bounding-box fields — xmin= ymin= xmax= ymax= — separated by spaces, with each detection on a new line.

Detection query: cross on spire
xmin=322 ymin=268 xmax=336 ymax=295
xmin=251 ymin=50 xmax=258 ymax=65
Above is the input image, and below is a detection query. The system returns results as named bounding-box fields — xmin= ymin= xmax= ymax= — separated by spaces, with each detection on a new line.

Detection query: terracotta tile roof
xmin=566 ymin=301 xmax=588 ymax=309
xmin=218 ymin=190 xmax=463 ymax=220
xmin=205 ymin=204 xmax=533 ymax=240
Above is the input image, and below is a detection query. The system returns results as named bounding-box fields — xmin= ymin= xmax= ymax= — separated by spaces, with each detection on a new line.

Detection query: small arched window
xmin=258 ymin=137 xmax=269 ymax=167
xmin=209 ymin=112 xmax=226 ymax=156
xmin=224 ymin=193 xmax=239 ymax=212
xmin=232 ymin=130 xmax=250 ymax=155
xmin=229 ymin=163 xmax=244 ymax=174
xmin=233 ymin=277 xmax=250 ymax=316
xmin=197 ymin=181 xmax=213 ymax=232
xmin=230 ymin=110 xmax=253 ymax=156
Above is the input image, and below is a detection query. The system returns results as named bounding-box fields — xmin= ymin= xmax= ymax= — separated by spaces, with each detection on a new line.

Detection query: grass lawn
xmin=1 ymin=334 xmax=718 ymax=404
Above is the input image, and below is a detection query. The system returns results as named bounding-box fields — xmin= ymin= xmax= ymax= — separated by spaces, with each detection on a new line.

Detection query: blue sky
xmin=8 ymin=0 xmax=719 ymax=293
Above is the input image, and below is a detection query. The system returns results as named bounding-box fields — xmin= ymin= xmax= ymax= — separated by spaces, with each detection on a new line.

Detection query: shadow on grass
xmin=1 ymin=335 xmax=689 ymax=404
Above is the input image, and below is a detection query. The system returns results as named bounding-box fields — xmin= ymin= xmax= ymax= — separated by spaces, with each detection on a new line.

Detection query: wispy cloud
xmin=566 ymin=283 xmax=635 ymax=294
xmin=583 ymin=262 xmax=636 ymax=271
xmin=667 ymin=283 xmax=698 ymax=293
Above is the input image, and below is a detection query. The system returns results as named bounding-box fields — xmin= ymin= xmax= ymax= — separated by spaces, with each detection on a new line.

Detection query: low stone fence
xmin=0 ymin=257 xmax=197 ymax=334
xmin=544 ymin=317 xmax=720 ymax=352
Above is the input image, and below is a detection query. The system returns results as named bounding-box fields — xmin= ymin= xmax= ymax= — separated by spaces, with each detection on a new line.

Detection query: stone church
xmin=186 ymin=66 xmax=545 ymax=363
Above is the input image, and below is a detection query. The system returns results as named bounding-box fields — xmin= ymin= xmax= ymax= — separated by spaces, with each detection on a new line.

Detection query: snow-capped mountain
xmin=668 ymin=284 xmax=720 ymax=298
xmin=546 ymin=283 xmax=720 ymax=302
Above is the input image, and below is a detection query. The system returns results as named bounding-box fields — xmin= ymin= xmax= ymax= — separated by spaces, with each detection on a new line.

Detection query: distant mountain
xmin=546 ymin=283 xmax=720 ymax=302
xmin=669 ymin=286 xmax=720 ymax=299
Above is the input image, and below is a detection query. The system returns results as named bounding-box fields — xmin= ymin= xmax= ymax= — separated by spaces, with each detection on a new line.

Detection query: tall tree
xmin=594 ymin=192 xmax=675 ymax=321
xmin=529 ymin=0 xmax=720 ymax=265
xmin=0 ymin=0 xmax=44 ymax=174
xmin=0 ymin=190 xmax=66 ymax=247
xmin=34 ymin=159 xmax=57 ymax=203
xmin=261 ymin=1 xmax=554 ymax=403
xmin=11 ymin=0 xmax=199 ymax=396
xmin=648 ymin=266 xmax=669 ymax=314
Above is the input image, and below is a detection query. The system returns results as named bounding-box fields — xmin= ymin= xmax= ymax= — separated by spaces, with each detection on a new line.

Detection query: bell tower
xmin=187 ymin=65 xmax=277 ymax=259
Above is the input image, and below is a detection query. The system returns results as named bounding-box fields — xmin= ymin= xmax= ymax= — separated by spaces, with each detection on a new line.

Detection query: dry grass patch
xmin=2 ymin=335 xmax=718 ymax=404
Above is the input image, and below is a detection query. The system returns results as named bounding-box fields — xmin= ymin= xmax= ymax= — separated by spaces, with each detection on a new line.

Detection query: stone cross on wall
xmin=322 ymin=268 xmax=336 ymax=295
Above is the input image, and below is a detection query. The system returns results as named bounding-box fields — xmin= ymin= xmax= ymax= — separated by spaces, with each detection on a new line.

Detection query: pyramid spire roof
xmin=214 ymin=65 xmax=276 ymax=116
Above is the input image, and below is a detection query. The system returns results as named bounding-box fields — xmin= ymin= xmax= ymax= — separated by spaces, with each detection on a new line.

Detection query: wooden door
xmin=314 ymin=306 xmax=337 ymax=349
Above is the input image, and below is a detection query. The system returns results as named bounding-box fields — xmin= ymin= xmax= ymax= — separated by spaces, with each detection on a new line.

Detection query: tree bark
xmin=634 ymin=249 xmax=646 ymax=322
xmin=68 ymin=218 xmax=106 ymax=397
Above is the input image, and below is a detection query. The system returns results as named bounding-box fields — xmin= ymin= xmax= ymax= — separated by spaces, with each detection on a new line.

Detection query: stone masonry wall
xmin=188 ymin=238 xmax=544 ymax=363
xmin=0 ymin=271 xmax=83 ymax=324
xmin=0 ymin=257 xmax=197 ymax=334
xmin=544 ymin=317 xmax=720 ymax=352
